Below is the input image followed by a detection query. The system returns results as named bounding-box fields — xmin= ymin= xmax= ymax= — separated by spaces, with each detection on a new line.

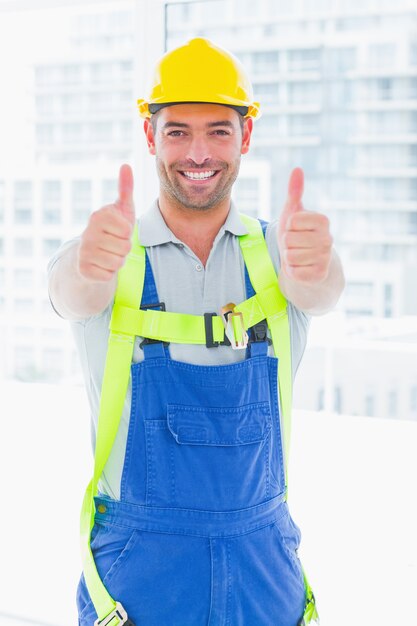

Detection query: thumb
xmin=286 ymin=167 xmax=304 ymax=213
xmin=279 ymin=167 xmax=304 ymax=235
xmin=116 ymin=163 xmax=135 ymax=225
xmin=278 ymin=167 xmax=304 ymax=238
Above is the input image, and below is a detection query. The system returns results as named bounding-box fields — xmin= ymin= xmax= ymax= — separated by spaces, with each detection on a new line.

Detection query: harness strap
xmin=109 ymin=292 xmax=269 ymax=344
xmin=80 ymin=224 xmax=145 ymax=624
xmin=239 ymin=216 xmax=319 ymax=625
xmin=79 ymin=215 xmax=319 ymax=624
xmin=238 ymin=214 xmax=292 ymax=485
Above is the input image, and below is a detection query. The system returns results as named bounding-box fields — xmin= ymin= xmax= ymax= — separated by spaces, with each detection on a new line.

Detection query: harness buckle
xmin=94 ymin=602 xmax=135 ymax=626
xmin=204 ymin=312 xmax=231 ymax=348
xmin=249 ymin=320 xmax=272 ymax=345
xmin=139 ymin=301 xmax=170 ymax=348
xmin=220 ymin=303 xmax=248 ymax=350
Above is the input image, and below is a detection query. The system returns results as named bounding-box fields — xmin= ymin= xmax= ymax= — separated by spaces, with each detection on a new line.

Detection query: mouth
xmin=178 ymin=169 xmax=221 ymax=184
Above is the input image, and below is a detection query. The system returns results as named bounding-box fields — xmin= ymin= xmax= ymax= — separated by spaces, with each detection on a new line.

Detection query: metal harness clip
xmin=220 ymin=302 xmax=248 ymax=350
xmin=95 ymin=602 xmax=135 ymax=626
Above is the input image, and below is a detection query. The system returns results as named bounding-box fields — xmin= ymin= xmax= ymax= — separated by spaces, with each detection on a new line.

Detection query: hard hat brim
xmin=148 ymin=102 xmax=249 ymax=116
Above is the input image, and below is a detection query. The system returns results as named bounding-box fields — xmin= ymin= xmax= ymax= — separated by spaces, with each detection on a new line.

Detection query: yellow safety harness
xmin=79 ymin=213 xmax=319 ymax=625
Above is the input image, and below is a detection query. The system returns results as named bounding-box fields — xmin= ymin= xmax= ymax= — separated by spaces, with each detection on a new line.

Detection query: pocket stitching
xmin=271 ymin=520 xmax=305 ymax=593
xmin=78 ymin=528 xmax=139 ymax=620
xmin=167 ymin=402 xmax=272 ymax=446
xmin=103 ymin=528 xmax=139 ymax=585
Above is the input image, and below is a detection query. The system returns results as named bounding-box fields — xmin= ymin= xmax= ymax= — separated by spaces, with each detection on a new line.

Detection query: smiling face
xmin=144 ymin=103 xmax=253 ymax=212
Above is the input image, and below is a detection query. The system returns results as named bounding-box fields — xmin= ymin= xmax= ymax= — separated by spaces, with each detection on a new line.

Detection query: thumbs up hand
xmin=78 ymin=164 xmax=136 ymax=282
xmin=278 ymin=167 xmax=333 ymax=285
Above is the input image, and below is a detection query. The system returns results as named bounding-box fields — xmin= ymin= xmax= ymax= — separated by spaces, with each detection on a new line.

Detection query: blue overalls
xmin=76 ymin=242 xmax=307 ymax=625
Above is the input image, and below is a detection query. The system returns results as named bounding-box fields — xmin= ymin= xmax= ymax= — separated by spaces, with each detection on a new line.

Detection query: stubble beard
xmin=156 ymin=156 xmax=241 ymax=212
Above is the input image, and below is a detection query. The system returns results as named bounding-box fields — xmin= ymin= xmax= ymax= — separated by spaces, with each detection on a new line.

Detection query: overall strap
xmin=140 ymin=252 xmax=168 ymax=359
xmin=244 ymin=219 xmax=269 ymax=358
xmin=80 ymin=214 xmax=318 ymax=625
xmin=79 ymin=223 xmax=145 ymax=625
xmin=238 ymin=213 xmax=292 ymax=487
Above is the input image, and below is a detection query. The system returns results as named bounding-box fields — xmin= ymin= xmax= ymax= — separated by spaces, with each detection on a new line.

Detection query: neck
xmin=158 ymin=192 xmax=231 ymax=265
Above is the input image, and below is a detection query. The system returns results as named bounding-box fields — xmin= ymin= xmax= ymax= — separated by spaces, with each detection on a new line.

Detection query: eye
xmin=167 ymin=130 xmax=185 ymax=137
xmin=212 ymin=129 xmax=230 ymax=135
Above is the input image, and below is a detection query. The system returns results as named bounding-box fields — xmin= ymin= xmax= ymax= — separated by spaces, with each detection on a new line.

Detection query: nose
xmin=186 ymin=135 xmax=212 ymax=165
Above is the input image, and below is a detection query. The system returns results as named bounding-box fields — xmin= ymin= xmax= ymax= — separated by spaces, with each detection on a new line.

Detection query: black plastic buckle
xmin=204 ymin=312 xmax=231 ymax=348
xmin=250 ymin=320 xmax=272 ymax=344
xmin=139 ymin=301 xmax=169 ymax=348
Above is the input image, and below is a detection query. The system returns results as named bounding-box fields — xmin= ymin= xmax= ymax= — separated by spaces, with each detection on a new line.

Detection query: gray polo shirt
xmin=48 ymin=199 xmax=310 ymax=499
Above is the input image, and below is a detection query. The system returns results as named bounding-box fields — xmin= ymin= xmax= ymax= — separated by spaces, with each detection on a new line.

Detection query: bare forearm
xmin=278 ymin=248 xmax=345 ymax=315
xmin=48 ymin=241 xmax=117 ymax=320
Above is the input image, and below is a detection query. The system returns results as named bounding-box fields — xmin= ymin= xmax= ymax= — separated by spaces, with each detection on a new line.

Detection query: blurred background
xmin=0 ymin=0 xmax=416 ymax=624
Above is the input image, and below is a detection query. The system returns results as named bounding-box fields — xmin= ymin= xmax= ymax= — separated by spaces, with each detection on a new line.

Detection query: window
xmin=42 ymin=239 xmax=61 ymax=257
xmin=384 ymin=284 xmax=393 ymax=318
xmin=42 ymin=181 xmax=61 ymax=224
xmin=288 ymin=114 xmax=319 ymax=136
xmin=61 ymin=94 xmax=84 ymax=115
xmin=90 ymin=122 xmax=113 ymax=143
xmin=345 ymin=282 xmax=374 ymax=298
xmin=388 ymin=390 xmax=398 ymax=418
xmin=35 ymin=65 xmax=58 ymax=85
xmin=288 ymin=82 xmax=321 ymax=105
xmin=377 ymin=78 xmax=392 ymax=100
xmin=36 ymin=124 xmax=55 ymax=145
xmin=120 ymin=120 xmax=132 ymax=141
xmin=14 ymin=269 xmax=33 ymax=288
xmin=288 ymin=49 xmax=321 ymax=72
xmin=42 ymin=348 xmax=64 ymax=373
xmin=62 ymin=63 xmax=81 ymax=83
xmin=252 ymin=51 xmax=279 ymax=74
xmin=369 ymin=44 xmax=396 ymax=69
xmin=14 ymin=345 xmax=35 ymax=369
xmin=334 ymin=386 xmax=342 ymax=413
xmin=14 ymin=181 xmax=32 ymax=224
xmin=325 ymin=47 xmax=356 ymax=73
xmin=317 ymin=388 xmax=324 ymax=411
xmin=14 ymin=238 xmax=33 ymax=256
xmin=14 ymin=298 xmax=34 ymax=314
xmin=256 ymin=114 xmax=279 ymax=138
xmin=71 ymin=180 xmax=91 ymax=224
xmin=36 ymin=94 xmax=56 ymax=116
xmin=91 ymin=61 xmax=113 ymax=83
xmin=250 ymin=82 xmax=277 ymax=106
xmin=365 ymin=394 xmax=375 ymax=417
xmin=62 ymin=123 xmax=84 ymax=143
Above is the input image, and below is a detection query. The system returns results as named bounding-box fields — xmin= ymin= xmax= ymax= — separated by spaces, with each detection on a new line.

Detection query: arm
xmin=277 ymin=168 xmax=345 ymax=316
xmin=48 ymin=240 xmax=118 ymax=320
xmin=48 ymin=164 xmax=136 ymax=321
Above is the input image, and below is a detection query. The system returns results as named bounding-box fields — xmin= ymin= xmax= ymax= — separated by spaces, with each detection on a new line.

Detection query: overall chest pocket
xmin=144 ymin=401 xmax=273 ymax=509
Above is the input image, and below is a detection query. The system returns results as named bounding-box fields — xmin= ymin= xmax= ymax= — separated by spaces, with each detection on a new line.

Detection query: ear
xmin=241 ymin=117 xmax=253 ymax=155
xmin=144 ymin=118 xmax=156 ymax=155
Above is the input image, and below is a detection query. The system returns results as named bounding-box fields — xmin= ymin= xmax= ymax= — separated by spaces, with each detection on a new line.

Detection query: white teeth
xmin=182 ymin=170 xmax=216 ymax=180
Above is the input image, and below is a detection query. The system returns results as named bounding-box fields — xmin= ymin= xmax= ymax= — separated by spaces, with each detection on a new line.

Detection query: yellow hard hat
xmin=137 ymin=37 xmax=261 ymax=120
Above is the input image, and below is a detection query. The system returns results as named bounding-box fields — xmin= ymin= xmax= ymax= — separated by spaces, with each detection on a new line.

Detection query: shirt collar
xmin=138 ymin=198 xmax=249 ymax=247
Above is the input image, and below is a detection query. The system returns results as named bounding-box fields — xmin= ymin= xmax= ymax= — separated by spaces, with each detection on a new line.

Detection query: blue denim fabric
xmin=77 ymin=236 xmax=306 ymax=625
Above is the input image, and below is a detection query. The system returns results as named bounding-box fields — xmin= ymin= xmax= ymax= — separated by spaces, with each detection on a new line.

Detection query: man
xmin=48 ymin=38 xmax=344 ymax=626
